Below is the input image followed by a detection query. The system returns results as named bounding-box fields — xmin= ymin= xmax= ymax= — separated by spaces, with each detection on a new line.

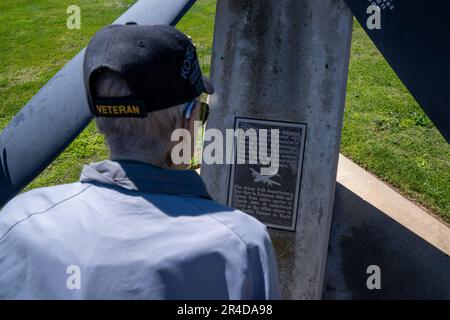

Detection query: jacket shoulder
xmin=0 ymin=182 xmax=91 ymax=240
xmin=1 ymin=182 xmax=90 ymax=214
xmin=185 ymin=197 xmax=271 ymax=247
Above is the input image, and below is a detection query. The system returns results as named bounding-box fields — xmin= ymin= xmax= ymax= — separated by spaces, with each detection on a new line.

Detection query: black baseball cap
xmin=83 ymin=23 xmax=214 ymax=118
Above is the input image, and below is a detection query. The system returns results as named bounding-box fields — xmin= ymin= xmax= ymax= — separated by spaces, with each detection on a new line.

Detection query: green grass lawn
xmin=0 ymin=0 xmax=449 ymax=221
xmin=343 ymin=22 xmax=450 ymax=221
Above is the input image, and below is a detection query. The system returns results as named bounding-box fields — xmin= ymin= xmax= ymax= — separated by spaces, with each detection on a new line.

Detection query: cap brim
xmin=202 ymin=76 xmax=215 ymax=94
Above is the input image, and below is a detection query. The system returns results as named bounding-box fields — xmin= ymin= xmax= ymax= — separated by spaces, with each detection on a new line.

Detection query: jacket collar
xmin=80 ymin=160 xmax=212 ymax=199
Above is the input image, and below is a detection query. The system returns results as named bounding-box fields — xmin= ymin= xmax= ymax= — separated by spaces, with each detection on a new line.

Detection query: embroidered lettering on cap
xmin=96 ymin=104 xmax=142 ymax=116
xmin=180 ymin=44 xmax=196 ymax=81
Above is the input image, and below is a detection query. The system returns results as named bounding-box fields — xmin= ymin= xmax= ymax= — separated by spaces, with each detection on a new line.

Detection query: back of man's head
xmin=94 ymin=70 xmax=185 ymax=168
xmin=83 ymin=25 xmax=214 ymax=168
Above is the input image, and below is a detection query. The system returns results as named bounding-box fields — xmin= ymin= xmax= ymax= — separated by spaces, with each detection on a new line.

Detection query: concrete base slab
xmin=324 ymin=155 xmax=450 ymax=299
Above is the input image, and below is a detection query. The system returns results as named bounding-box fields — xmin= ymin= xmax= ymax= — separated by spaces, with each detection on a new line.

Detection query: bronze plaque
xmin=228 ymin=118 xmax=307 ymax=231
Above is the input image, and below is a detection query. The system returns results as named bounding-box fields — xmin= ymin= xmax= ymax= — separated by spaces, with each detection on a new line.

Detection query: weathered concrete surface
xmin=324 ymin=155 xmax=450 ymax=299
xmin=201 ymin=0 xmax=353 ymax=299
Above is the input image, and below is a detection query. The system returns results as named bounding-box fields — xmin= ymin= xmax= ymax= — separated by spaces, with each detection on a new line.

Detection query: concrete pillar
xmin=201 ymin=0 xmax=353 ymax=299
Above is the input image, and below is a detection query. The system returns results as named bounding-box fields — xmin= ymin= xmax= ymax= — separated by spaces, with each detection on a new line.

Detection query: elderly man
xmin=0 ymin=24 xmax=280 ymax=299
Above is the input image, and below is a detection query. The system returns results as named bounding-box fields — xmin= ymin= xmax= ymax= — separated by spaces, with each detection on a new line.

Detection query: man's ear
xmin=180 ymin=116 xmax=190 ymax=130
xmin=179 ymin=103 xmax=199 ymax=130
xmin=189 ymin=103 xmax=200 ymax=128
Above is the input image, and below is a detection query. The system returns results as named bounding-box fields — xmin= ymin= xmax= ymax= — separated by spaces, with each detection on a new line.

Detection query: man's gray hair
xmin=94 ymin=70 xmax=185 ymax=168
